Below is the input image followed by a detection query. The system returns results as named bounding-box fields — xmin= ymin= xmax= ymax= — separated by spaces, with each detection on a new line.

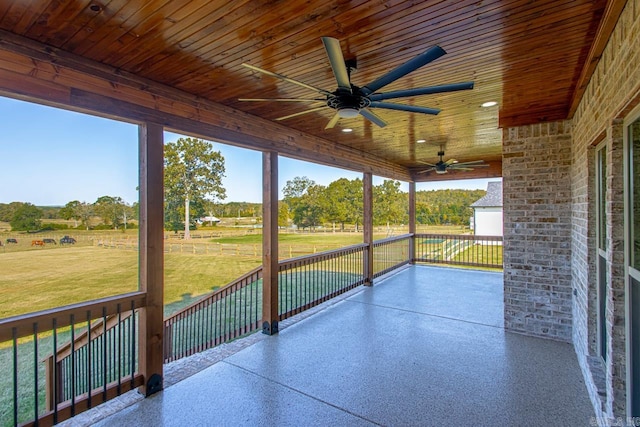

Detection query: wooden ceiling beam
xmin=568 ymin=0 xmax=628 ymax=118
xmin=0 ymin=30 xmax=411 ymax=181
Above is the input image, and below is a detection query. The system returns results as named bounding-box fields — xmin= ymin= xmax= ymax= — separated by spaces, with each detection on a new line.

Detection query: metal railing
xmin=278 ymin=243 xmax=366 ymax=320
xmin=0 ymin=293 xmax=145 ymax=426
xmin=414 ymin=234 xmax=503 ymax=268
xmin=372 ymin=234 xmax=412 ymax=278
xmin=2 ymin=233 xmax=503 ymax=426
xmin=163 ymin=267 xmax=263 ymax=363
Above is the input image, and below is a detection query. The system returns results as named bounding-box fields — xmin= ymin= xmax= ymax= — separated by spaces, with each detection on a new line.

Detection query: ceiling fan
xmin=418 ymin=149 xmax=489 ymax=175
xmin=239 ymin=37 xmax=474 ymax=129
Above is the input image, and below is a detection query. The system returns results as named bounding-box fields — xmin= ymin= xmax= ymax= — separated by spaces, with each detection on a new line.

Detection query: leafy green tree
xmin=164 ymin=137 xmax=226 ymax=239
xmin=282 ymin=176 xmax=316 ymax=229
xmin=278 ymin=201 xmax=291 ymax=228
xmin=93 ymin=196 xmax=126 ymax=229
xmin=283 ymin=176 xmax=315 ymax=201
xmin=60 ymin=200 xmax=94 ymax=229
xmin=0 ymin=202 xmax=24 ymax=222
xmin=323 ymin=178 xmax=362 ymax=231
xmin=374 ymin=180 xmax=406 ymax=229
xmin=59 ymin=200 xmax=81 ymax=227
xmin=292 ymin=184 xmax=326 ymax=230
xmin=10 ymin=203 xmax=42 ymax=231
xmin=415 ymin=189 xmax=485 ymax=226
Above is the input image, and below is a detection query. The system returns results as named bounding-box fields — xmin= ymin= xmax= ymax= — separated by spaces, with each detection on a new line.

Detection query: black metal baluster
xmin=70 ymin=314 xmax=76 ymax=416
xmin=102 ymin=307 xmax=107 ymax=401
xmin=131 ymin=301 xmax=136 ymax=387
xmin=86 ymin=311 xmax=92 ymax=408
xmin=52 ymin=318 xmax=58 ymax=423
xmin=31 ymin=323 xmax=38 ymax=426
xmin=117 ymin=304 xmax=122 ymax=394
xmin=12 ymin=327 xmax=18 ymax=427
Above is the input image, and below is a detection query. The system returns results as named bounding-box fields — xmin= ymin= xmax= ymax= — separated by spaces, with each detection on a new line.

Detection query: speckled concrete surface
xmin=93 ymin=266 xmax=594 ymax=426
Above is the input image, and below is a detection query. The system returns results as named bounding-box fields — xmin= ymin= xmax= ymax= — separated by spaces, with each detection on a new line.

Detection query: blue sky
xmin=0 ymin=96 xmax=495 ymax=206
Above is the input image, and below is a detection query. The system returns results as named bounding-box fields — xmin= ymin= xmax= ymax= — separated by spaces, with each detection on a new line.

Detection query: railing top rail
xmin=278 ymin=243 xmax=367 ymax=270
xmin=164 ymin=265 xmax=263 ymax=324
xmin=0 ymin=291 xmax=146 ymax=342
xmin=372 ymin=233 xmax=413 ymax=246
xmin=415 ymin=233 xmax=502 ymax=240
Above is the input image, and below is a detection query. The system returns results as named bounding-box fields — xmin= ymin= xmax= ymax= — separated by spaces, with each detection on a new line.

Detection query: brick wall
xmin=502 ymin=121 xmax=573 ymax=341
xmin=570 ymin=0 xmax=640 ymax=420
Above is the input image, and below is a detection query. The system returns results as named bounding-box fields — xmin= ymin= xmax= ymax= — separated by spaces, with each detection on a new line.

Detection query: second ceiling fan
xmin=240 ymin=37 xmax=474 ymax=129
xmin=418 ymin=148 xmax=489 ymax=175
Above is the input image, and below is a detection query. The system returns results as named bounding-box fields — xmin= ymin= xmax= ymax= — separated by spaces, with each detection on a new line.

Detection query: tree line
xmin=0 ymin=197 xmax=139 ymax=232
xmin=1 ymin=138 xmax=486 ymax=233
xmin=279 ymin=176 xmax=485 ymax=230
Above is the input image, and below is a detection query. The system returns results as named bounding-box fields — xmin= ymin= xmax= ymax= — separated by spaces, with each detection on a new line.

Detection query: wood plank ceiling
xmin=0 ymin=0 xmax=609 ymax=181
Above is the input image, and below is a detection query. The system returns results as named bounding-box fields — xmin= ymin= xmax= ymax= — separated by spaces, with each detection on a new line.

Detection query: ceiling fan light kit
xmin=240 ymin=37 xmax=474 ymax=129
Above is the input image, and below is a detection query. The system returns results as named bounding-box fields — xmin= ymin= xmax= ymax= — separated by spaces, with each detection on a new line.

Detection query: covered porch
xmin=73 ymin=266 xmax=593 ymax=426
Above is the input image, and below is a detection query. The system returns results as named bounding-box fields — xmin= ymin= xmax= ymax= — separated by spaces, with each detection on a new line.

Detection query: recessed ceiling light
xmin=481 ymin=101 xmax=498 ymax=108
xmin=416 ymin=139 xmax=426 ymax=143
xmin=342 ymin=128 xmax=353 ymax=133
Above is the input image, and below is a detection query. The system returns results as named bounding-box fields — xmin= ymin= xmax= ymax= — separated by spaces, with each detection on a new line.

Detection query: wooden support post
xmin=138 ymin=123 xmax=164 ymax=396
xmin=363 ymin=173 xmax=373 ymax=285
xmin=262 ymin=152 xmax=279 ymax=335
xmin=409 ymin=181 xmax=416 ymax=263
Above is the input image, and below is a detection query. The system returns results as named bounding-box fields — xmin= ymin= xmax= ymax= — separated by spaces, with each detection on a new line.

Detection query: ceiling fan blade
xmin=361 ymin=45 xmax=446 ymax=95
xmin=417 ymin=161 xmax=437 ymax=167
xmin=321 ymin=37 xmax=352 ymax=93
xmin=369 ymin=102 xmax=441 ymax=115
xmin=242 ymin=63 xmax=332 ymax=95
xmin=239 ymin=98 xmax=326 ymax=102
xmin=445 ymin=159 xmax=458 ymax=165
xmin=453 ymin=163 xmax=490 ymax=168
xmin=417 ymin=167 xmax=436 ymax=174
xmin=359 ymin=108 xmax=388 ymax=128
xmin=369 ymin=82 xmax=475 ymax=101
xmin=450 ymin=167 xmax=475 ymax=171
xmin=454 ymin=160 xmax=486 ymax=166
xmin=276 ymin=106 xmax=327 ymax=121
xmin=325 ymin=113 xmax=341 ymax=129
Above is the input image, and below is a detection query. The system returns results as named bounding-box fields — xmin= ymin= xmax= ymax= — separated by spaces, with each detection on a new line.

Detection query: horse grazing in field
xmin=6 ymin=238 xmax=17 ymax=244
xmin=31 ymin=240 xmax=45 ymax=246
xmin=43 ymin=238 xmax=57 ymax=245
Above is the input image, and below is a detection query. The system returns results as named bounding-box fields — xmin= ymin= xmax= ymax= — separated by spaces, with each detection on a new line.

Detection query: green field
xmin=0 ymin=230 xmax=375 ymax=319
xmin=0 ymin=225 xmax=470 ymax=320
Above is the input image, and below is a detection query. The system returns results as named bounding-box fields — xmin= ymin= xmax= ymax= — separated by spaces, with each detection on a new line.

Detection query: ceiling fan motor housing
xmin=327 ymin=87 xmax=370 ymax=116
xmin=435 ymin=163 xmax=448 ymax=174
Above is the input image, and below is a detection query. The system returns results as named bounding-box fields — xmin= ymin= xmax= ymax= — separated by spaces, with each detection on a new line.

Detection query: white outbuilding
xmin=470 ymin=181 xmax=503 ymax=236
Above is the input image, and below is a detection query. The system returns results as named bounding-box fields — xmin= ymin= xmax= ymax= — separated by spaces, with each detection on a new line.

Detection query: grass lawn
xmin=0 ymin=246 xmax=261 ymax=319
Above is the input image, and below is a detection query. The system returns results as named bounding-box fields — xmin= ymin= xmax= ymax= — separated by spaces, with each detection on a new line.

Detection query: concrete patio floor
xmin=89 ymin=265 xmax=594 ymax=426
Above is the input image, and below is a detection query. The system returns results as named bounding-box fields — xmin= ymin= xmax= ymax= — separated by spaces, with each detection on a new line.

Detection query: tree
xmin=10 ymin=203 xmax=42 ymax=231
xmin=283 ymin=176 xmax=315 ymax=201
xmin=0 ymin=202 xmax=24 ymax=223
xmin=374 ymin=180 xmax=406 ymax=229
xmin=292 ymin=184 xmax=326 ymax=230
xmin=164 ymin=137 xmax=226 ymax=239
xmin=94 ymin=196 xmax=126 ymax=229
xmin=323 ymin=178 xmax=362 ymax=231
xmin=278 ymin=201 xmax=291 ymax=228
xmin=60 ymin=200 xmax=94 ymax=229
